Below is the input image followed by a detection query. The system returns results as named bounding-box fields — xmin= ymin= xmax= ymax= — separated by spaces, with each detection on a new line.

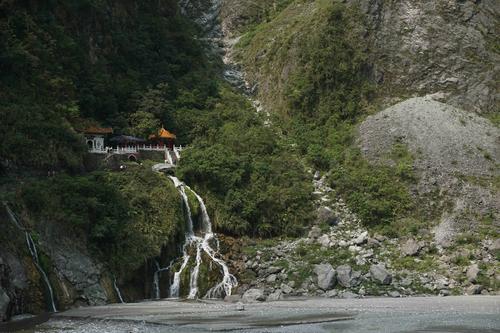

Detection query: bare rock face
xmin=351 ymin=0 xmax=499 ymax=113
xmin=359 ymin=97 xmax=500 ymax=244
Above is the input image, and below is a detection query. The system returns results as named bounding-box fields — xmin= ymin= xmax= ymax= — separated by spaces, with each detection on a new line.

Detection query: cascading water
xmin=167 ymin=176 xmax=237 ymax=299
xmin=3 ymin=202 xmax=57 ymax=312
xmin=165 ymin=150 xmax=174 ymax=165
xmin=153 ymin=260 xmax=174 ymax=299
xmin=113 ymin=278 xmax=125 ymax=304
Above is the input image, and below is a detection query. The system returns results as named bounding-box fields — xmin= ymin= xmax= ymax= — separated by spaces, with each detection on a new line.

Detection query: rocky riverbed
xmin=14 ymin=296 xmax=500 ymax=333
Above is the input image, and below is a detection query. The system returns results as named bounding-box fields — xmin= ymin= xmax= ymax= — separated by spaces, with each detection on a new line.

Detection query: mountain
xmin=0 ymin=0 xmax=498 ymax=321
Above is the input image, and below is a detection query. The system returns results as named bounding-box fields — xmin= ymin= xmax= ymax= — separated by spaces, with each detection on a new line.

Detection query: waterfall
xmin=153 ymin=260 xmax=174 ymax=299
xmin=173 ymin=146 xmax=181 ymax=160
xmin=166 ymin=150 xmax=174 ymax=165
xmin=3 ymin=203 xmax=57 ymax=312
xmin=113 ymin=278 xmax=125 ymax=304
xmin=167 ymin=177 xmax=237 ymax=299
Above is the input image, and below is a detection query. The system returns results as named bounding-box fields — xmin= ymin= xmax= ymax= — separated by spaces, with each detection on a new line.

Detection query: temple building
xmin=82 ymin=126 xmax=113 ymax=152
xmin=149 ymin=127 xmax=177 ymax=149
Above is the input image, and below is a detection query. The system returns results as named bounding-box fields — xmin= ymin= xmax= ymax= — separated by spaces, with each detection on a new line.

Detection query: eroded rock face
xmin=351 ymin=0 xmax=499 ymax=114
xmin=314 ymin=264 xmax=336 ymax=290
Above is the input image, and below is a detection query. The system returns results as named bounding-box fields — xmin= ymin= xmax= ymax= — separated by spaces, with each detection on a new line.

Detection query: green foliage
xmin=177 ymin=87 xmax=313 ymax=237
xmin=19 ymin=165 xmax=183 ymax=273
xmin=0 ymin=1 xmax=217 ymax=169
xmin=238 ymin=1 xmax=414 ymax=230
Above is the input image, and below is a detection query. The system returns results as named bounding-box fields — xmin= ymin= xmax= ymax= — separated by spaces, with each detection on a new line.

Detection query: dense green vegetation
xmin=0 ymin=0 xmax=216 ymax=170
xmin=177 ymin=87 xmax=313 ymax=237
xmin=236 ymin=1 xmax=415 ymax=231
xmin=1 ymin=0 xmax=314 ymax=243
xmin=17 ymin=164 xmax=184 ymax=274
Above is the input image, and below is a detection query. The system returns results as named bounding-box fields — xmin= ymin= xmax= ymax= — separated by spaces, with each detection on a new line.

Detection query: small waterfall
xmin=167 ymin=177 xmax=237 ymax=299
xmin=166 ymin=150 xmax=174 ymax=165
xmin=3 ymin=203 xmax=57 ymax=312
xmin=113 ymin=278 xmax=125 ymax=304
xmin=153 ymin=260 xmax=174 ymax=299
xmin=173 ymin=146 xmax=181 ymax=160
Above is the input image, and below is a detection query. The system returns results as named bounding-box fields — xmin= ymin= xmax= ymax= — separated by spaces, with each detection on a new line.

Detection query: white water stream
xmin=167 ymin=176 xmax=237 ymax=299
xmin=3 ymin=202 xmax=57 ymax=312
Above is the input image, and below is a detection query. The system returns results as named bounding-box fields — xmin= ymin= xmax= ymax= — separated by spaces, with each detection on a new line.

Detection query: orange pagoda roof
xmin=149 ymin=127 xmax=176 ymax=140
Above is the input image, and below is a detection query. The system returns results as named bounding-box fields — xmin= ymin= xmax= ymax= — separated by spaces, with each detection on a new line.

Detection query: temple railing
xmin=88 ymin=145 xmax=184 ymax=154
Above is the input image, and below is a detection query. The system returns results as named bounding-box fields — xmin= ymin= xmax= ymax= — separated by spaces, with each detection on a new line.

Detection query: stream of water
xmin=3 ymin=202 xmax=57 ymax=312
xmin=167 ymin=176 xmax=237 ymax=299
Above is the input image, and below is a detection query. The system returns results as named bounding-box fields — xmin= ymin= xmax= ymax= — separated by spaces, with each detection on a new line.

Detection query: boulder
xmin=340 ymin=291 xmax=359 ymax=299
xmin=466 ymin=284 xmax=483 ymax=295
xmin=317 ymin=207 xmax=338 ymax=226
xmin=370 ymin=264 xmax=392 ymax=285
xmin=280 ymin=283 xmax=293 ymax=294
xmin=267 ymin=289 xmax=283 ymax=301
xmin=388 ymin=291 xmax=401 ymax=298
xmin=242 ymin=289 xmax=266 ymax=302
xmin=0 ymin=288 xmax=9 ymax=321
xmin=224 ymin=294 xmax=242 ymax=303
xmin=336 ymin=265 xmax=360 ymax=288
xmin=466 ymin=264 xmax=480 ymax=283
xmin=266 ymin=274 xmax=277 ymax=283
xmin=489 ymin=239 xmax=500 ymax=252
xmin=266 ymin=266 xmax=282 ymax=275
xmin=308 ymin=226 xmax=322 ymax=239
xmin=353 ymin=231 xmax=368 ymax=245
xmin=318 ymin=234 xmax=331 ymax=247
xmin=314 ymin=263 xmax=336 ymax=290
xmin=401 ymin=239 xmax=422 ymax=256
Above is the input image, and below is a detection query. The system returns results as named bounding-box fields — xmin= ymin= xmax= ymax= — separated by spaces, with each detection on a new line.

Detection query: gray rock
xmin=314 ymin=264 xmax=336 ymax=290
xmin=0 ymin=288 xmax=9 ymax=321
xmin=326 ymin=289 xmax=338 ymax=298
xmin=336 ymin=265 xmax=360 ymax=288
xmin=317 ymin=207 xmax=338 ymax=226
xmin=267 ymin=289 xmax=283 ymax=301
xmin=224 ymin=294 xmax=242 ymax=303
xmin=266 ymin=274 xmax=277 ymax=283
xmin=466 ymin=264 xmax=480 ymax=283
xmin=266 ymin=266 xmax=282 ymax=275
xmin=308 ymin=226 xmax=322 ymax=239
xmin=280 ymin=283 xmax=293 ymax=294
xmin=353 ymin=231 xmax=368 ymax=245
xmin=242 ymin=288 xmax=266 ymax=302
xmin=401 ymin=239 xmax=422 ymax=256
xmin=318 ymin=234 xmax=331 ymax=247
xmin=489 ymin=239 xmax=500 ymax=252
xmin=388 ymin=291 xmax=401 ymax=298
xmin=340 ymin=291 xmax=359 ymax=299
xmin=440 ymin=289 xmax=451 ymax=296
xmin=370 ymin=264 xmax=392 ymax=285
xmin=466 ymin=284 xmax=483 ymax=295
